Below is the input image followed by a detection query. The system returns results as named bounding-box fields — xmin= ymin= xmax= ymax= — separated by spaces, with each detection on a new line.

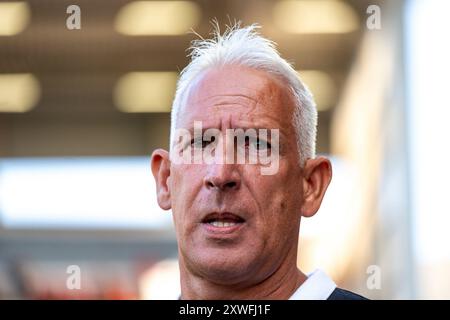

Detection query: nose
xmin=204 ymin=164 xmax=241 ymax=191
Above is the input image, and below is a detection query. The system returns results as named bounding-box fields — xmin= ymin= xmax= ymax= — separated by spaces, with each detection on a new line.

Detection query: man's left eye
xmin=245 ymin=136 xmax=271 ymax=150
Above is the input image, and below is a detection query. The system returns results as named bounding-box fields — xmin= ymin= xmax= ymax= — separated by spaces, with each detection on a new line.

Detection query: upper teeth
xmin=209 ymin=221 xmax=237 ymax=227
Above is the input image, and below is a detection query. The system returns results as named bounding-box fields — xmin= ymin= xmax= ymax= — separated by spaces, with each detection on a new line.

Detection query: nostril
xmin=205 ymin=179 xmax=238 ymax=190
xmin=224 ymin=181 xmax=237 ymax=189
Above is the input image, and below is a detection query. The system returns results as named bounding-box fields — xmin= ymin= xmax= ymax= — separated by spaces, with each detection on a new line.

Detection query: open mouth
xmin=201 ymin=212 xmax=246 ymax=229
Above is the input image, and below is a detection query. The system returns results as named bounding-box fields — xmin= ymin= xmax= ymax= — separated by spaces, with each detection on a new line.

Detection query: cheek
xmin=170 ymin=166 xmax=203 ymax=228
xmin=261 ymin=197 xmax=301 ymax=250
xmin=252 ymin=168 xmax=302 ymax=234
xmin=169 ymin=168 xmax=189 ymax=226
xmin=171 ymin=165 xmax=198 ymax=203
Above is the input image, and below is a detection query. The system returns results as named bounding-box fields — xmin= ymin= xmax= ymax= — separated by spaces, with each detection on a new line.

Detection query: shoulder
xmin=327 ymin=288 xmax=369 ymax=300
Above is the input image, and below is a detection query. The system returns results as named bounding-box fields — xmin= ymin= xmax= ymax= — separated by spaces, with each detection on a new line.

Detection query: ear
xmin=300 ymin=157 xmax=332 ymax=218
xmin=151 ymin=148 xmax=172 ymax=210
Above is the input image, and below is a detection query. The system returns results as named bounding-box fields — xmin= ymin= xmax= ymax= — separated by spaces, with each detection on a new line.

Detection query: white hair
xmin=170 ymin=23 xmax=317 ymax=165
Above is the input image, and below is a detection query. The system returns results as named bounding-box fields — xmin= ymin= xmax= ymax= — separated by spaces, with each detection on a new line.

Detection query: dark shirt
xmin=327 ymin=288 xmax=369 ymax=300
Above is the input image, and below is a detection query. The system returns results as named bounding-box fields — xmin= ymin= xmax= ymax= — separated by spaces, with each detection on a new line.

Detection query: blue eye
xmin=244 ymin=136 xmax=271 ymax=150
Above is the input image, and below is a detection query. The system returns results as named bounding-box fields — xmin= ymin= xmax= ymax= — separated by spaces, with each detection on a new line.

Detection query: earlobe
xmin=300 ymin=157 xmax=332 ymax=218
xmin=151 ymin=149 xmax=172 ymax=210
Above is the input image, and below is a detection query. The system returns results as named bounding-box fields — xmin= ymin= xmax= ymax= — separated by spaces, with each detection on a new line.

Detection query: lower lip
xmin=201 ymin=222 xmax=245 ymax=234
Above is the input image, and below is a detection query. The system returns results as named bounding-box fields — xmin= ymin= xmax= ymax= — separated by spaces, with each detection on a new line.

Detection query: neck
xmin=179 ymin=250 xmax=307 ymax=300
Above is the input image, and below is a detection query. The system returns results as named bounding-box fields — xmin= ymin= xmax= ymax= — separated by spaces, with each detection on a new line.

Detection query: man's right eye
xmin=191 ymin=137 xmax=214 ymax=149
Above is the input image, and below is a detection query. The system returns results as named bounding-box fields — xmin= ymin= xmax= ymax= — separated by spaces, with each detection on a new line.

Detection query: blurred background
xmin=0 ymin=0 xmax=449 ymax=299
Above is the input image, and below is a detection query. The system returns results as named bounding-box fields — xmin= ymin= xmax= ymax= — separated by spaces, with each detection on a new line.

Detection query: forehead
xmin=178 ymin=65 xmax=295 ymax=129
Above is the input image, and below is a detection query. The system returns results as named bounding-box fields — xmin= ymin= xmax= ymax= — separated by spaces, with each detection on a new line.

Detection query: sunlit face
xmin=168 ymin=65 xmax=306 ymax=285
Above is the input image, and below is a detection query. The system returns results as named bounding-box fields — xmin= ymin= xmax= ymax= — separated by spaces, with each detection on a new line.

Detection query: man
xmin=151 ymin=23 xmax=366 ymax=300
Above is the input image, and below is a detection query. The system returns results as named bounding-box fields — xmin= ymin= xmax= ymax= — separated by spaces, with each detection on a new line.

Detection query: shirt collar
xmin=288 ymin=269 xmax=337 ymax=300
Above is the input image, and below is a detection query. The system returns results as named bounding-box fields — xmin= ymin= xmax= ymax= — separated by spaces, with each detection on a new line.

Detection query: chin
xmin=190 ymin=246 xmax=260 ymax=285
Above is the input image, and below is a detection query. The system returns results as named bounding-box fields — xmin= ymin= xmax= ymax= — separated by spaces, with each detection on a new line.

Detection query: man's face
xmin=168 ymin=65 xmax=305 ymax=285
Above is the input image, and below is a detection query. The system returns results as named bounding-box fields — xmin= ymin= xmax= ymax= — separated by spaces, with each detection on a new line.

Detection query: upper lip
xmin=201 ymin=212 xmax=246 ymax=223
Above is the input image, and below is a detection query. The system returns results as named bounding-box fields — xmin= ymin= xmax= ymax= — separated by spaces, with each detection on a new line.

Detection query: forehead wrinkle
xmin=187 ymin=66 xmax=279 ymax=105
xmin=189 ymin=93 xmax=259 ymax=111
xmin=181 ymin=91 xmax=294 ymax=136
xmin=191 ymin=80 xmax=287 ymax=117
xmin=178 ymin=65 xmax=296 ymax=133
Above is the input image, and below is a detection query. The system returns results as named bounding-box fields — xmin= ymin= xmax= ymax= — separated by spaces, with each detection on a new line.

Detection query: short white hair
xmin=170 ymin=23 xmax=317 ymax=165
